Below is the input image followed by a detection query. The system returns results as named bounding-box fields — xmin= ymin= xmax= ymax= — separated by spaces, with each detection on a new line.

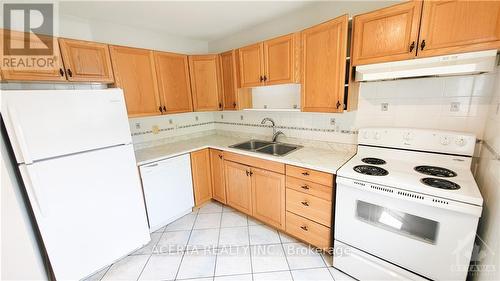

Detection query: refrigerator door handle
xmin=23 ymin=165 xmax=49 ymax=217
xmin=7 ymin=107 xmax=33 ymax=164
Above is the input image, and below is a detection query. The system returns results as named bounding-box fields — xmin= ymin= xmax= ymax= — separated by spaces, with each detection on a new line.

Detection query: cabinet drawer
xmin=286 ymin=211 xmax=331 ymax=250
xmin=286 ymin=176 xmax=332 ymax=201
xmin=285 ymin=165 xmax=333 ymax=186
xmin=224 ymin=151 xmax=285 ymax=174
xmin=286 ymin=188 xmax=331 ymax=226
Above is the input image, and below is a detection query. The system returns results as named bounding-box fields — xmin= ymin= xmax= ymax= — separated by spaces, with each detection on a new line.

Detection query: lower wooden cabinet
xmin=224 ymin=160 xmax=252 ymax=214
xmin=251 ymin=167 xmax=286 ymax=230
xmin=209 ymin=149 xmax=226 ymax=204
xmin=286 ymin=211 xmax=331 ymax=250
xmin=190 ymin=149 xmax=213 ymax=207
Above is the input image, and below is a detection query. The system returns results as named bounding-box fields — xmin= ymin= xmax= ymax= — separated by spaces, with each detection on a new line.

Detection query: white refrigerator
xmin=1 ymin=89 xmax=151 ymax=280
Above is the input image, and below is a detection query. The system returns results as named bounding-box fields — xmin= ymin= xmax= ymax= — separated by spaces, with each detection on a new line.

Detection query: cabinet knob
xmin=246 ymin=170 xmax=250 ymax=176
xmin=301 ymin=185 xmax=309 ymax=190
xmin=302 ymin=171 xmax=310 ymax=176
xmin=420 ymin=40 xmax=426 ymax=51
xmin=260 ymin=76 xmax=264 ymax=82
xmin=409 ymin=41 xmax=415 ymax=52
xmin=59 ymin=68 xmax=64 ymax=77
xmin=336 ymin=101 xmax=341 ymax=109
xmin=263 ymin=75 xmax=267 ymax=82
xmin=218 ymin=154 xmax=223 ymax=159
xmin=300 ymin=225 xmax=308 ymax=231
xmin=163 ymin=106 xmax=166 ymax=112
xmin=233 ymin=102 xmax=237 ymax=108
xmin=301 ymin=201 xmax=309 ymax=207
xmin=219 ymin=103 xmax=222 ymax=109
xmin=67 ymin=69 xmax=73 ymax=77
xmin=159 ymin=106 xmax=163 ymax=113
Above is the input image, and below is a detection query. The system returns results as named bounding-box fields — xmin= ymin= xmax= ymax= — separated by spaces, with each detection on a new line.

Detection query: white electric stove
xmin=333 ymin=128 xmax=483 ymax=281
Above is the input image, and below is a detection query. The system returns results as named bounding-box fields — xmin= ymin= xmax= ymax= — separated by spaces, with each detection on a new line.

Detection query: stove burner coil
xmin=361 ymin=158 xmax=386 ymax=165
xmin=421 ymin=178 xmax=460 ymax=190
xmin=415 ymin=166 xmax=457 ymax=177
xmin=353 ymin=165 xmax=389 ymax=176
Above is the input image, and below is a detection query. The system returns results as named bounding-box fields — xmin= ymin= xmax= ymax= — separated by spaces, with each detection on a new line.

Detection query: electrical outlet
xmin=195 ymin=116 xmax=199 ymax=121
xmin=381 ymin=103 xmax=389 ymax=111
xmin=240 ymin=115 xmax=244 ymax=121
xmin=152 ymin=125 xmax=160 ymax=134
xmin=450 ymin=102 xmax=460 ymax=112
xmin=330 ymin=118 xmax=336 ymax=126
xmin=264 ymin=105 xmax=268 ymax=109
xmin=220 ymin=114 xmax=224 ymax=120
xmin=135 ymin=122 xmax=141 ymax=129
xmin=169 ymin=119 xmax=173 ymax=124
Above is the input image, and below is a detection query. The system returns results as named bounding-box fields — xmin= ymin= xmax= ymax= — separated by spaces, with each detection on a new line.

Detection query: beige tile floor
xmin=83 ymin=201 xmax=354 ymax=281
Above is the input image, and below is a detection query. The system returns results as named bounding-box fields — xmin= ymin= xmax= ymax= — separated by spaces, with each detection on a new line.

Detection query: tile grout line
xmin=212 ymin=206 xmax=224 ymax=278
xmin=173 ymin=209 xmax=199 ymax=280
xmin=246 ymin=214 xmax=255 ymax=281
xmin=278 ymin=231 xmax=294 ymax=281
xmin=135 ymin=228 xmax=170 ymax=280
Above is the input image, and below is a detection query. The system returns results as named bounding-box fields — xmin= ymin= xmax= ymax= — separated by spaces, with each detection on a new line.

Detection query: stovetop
xmin=337 ymin=146 xmax=483 ymax=206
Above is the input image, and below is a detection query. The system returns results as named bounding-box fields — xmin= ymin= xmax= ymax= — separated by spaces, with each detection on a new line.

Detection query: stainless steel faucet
xmin=261 ymin=117 xmax=285 ymax=142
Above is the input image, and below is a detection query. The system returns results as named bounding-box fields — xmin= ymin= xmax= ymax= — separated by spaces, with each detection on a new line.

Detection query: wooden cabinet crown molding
xmin=58 ymin=38 xmax=114 ymax=83
xmin=351 ymin=1 xmax=422 ymax=66
xmin=189 ymin=54 xmax=223 ymax=111
xmin=154 ymin=51 xmax=193 ymax=114
xmin=301 ymin=14 xmax=348 ymax=113
xmin=109 ymin=45 xmax=161 ymax=117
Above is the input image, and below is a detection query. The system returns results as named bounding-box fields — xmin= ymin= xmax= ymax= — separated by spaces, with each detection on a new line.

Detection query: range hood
xmin=355 ymin=50 xmax=498 ymax=82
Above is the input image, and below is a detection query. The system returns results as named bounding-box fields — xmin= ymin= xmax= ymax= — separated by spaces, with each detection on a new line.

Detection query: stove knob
xmin=374 ymin=132 xmax=381 ymax=140
xmin=403 ymin=132 xmax=412 ymax=141
xmin=440 ymin=136 xmax=451 ymax=145
xmin=456 ymin=137 xmax=467 ymax=147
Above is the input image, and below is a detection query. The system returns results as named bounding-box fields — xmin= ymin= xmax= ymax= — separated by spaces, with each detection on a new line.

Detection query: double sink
xmin=229 ymin=140 xmax=302 ymax=157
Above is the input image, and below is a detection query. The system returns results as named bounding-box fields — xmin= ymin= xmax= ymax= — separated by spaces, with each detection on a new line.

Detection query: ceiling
xmin=59 ymin=1 xmax=317 ymax=42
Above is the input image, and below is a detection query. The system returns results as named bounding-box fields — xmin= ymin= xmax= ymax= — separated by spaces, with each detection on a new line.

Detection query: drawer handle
xmin=300 ymin=225 xmax=308 ymax=231
xmin=301 ymin=185 xmax=309 ymax=190
xmin=302 ymin=171 xmax=310 ymax=176
xmin=301 ymin=201 xmax=309 ymax=207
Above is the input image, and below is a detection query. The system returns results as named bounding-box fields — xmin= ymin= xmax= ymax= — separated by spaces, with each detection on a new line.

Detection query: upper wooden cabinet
xmin=301 ymin=15 xmax=348 ymax=113
xmin=352 ymin=1 xmax=422 ymax=66
xmin=238 ymin=43 xmax=264 ymax=87
xmin=109 ymin=45 xmax=161 ymax=117
xmin=154 ymin=51 xmax=193 ymax=114
xmin=189 ymin=55 xmax=223 ymax=111
xmin=352 ymin=0 xmax=500 ymax=65
xmin=418 ymin=0 xmax=500 ymax=58
xmin=238 ymin=34 xmax=299 ymax=87
xmin=263 ymin=33 xmax=300 ymax=85
xmin=0 ymin=29 xmax=66 ymax=81
xmin=219 ymin=50 xmax=252 ymax=110
xmin=58 ymin=38 xmax=114 ymax=83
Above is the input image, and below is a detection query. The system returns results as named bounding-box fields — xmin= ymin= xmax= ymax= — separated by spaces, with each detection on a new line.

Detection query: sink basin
xmin=230 ymin=140 xmax=273 ymax=151
xmin=256 ymin=143 xmax=301 ymax=156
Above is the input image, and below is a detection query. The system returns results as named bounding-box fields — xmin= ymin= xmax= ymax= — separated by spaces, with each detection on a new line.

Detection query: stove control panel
xmin=359 ymin=128 xmax=476 ymax=156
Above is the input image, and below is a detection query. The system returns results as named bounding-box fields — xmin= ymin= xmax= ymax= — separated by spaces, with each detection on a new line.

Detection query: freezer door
xmin=19 ymin=144 xmax=150 ymax=280
xmin=140 ymin=154 xmax=195 ymax=231
xmin=1 ymin=89 xmax=132 ymax=164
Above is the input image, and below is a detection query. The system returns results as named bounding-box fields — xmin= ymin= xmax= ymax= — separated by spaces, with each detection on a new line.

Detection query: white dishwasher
xmin=139 ymin=154 xmax=195 ymax=232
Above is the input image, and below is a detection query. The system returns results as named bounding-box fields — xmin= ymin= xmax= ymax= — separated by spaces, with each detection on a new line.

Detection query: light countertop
xmin=134 ymin=134 xmax=355 ymax=174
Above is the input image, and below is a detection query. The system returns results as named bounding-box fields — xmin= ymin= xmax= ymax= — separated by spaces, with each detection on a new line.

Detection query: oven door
xmin=334 ymin=177 xmax=479 ymax=281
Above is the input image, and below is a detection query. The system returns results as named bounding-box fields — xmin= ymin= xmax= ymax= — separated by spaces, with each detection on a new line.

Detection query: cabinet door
xmin=154 ymin=51 xmax=193 ymax=114
xmin=264 ymin=33 xmax=299 ymax=85
xmin=219 ymin=50 xmax=238 ymax=110
xmin=210 ymin=149 xmax=226 ymax=204
xmin=109 ymin=46 xmax=161 ymax=117
xmin=238 ymin=43 xmax=264 ymax=87
xmin=224 ymin=160 xmax=252 ymax=215
xmin=191 ymin=149 xmax=213 ymax=207
xmin=301 ymin=15 xmax=348 ymax=113
xmin=189 ymin=55 xmax=222 ymax=111
xmin=0 ymin=29 xmax=66 ymax=81
xmin=418 ymin=0 xmax=500 ymax=58
xmin=251 ymin=167 xmax=285 ymax=230
xmin=58 ymin=38 xmax=114 ymax=83
xmin=351 ymin=1 xmax=422 ymax=65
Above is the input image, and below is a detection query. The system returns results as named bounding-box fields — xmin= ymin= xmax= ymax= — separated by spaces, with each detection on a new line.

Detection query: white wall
xmin=473 ymin=70 xmax=500 ymax=281
xmin=208 ymin=0 xmax=399 ymax=52
xmin=58 ymin=15 xmax=208 ymax=54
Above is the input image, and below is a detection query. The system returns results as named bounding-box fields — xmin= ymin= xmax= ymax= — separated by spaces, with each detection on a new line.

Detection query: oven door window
xmin=356 ymin=200 xmax=439 ymax=244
